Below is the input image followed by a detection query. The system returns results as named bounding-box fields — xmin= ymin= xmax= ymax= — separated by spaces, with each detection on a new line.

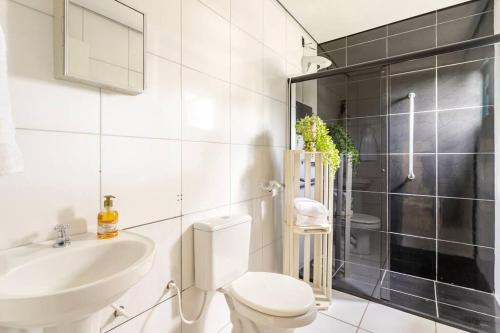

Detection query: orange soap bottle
xmin=97 ymin=195 xmax=119 ymax=239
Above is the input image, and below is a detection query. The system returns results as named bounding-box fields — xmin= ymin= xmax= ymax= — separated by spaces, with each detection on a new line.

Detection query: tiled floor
xmin=297 ymin=290 xmax=468 ymax=333
xmin=331 ymin=260 xmax=500 ymax=332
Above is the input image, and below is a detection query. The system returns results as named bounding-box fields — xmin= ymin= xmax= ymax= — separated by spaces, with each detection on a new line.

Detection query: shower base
xmin=332 ymin=260 xmax=500 ymax=332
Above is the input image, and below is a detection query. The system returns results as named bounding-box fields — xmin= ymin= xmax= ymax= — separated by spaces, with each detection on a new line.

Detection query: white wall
xmin=0 ymin=0 xmax=315 ymax=332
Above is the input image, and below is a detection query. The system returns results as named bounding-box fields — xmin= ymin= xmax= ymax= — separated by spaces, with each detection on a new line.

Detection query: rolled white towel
xmin=294 ymin=197 xmax=328 ymax=218
xmin=296 ymin=214 xmax=328 ymax=227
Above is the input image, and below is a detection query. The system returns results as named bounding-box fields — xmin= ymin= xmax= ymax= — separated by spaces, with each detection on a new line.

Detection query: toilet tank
xmin=194 ymin=215 xmax=251 ymax=291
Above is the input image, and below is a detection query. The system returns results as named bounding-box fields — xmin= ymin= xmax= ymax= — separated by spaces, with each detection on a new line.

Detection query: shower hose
xmin=167 ymin=280 xmax=208 ymax=324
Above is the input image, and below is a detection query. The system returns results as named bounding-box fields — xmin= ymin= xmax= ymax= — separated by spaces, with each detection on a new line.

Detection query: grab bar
xmin=408 ymin=92 xmax=416 ymax=180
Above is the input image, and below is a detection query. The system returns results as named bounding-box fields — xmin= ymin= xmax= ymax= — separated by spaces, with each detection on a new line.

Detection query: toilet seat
xmin=230 ymin=272 xmax=315 ymax=317
xmin=230 ymin=295 xmax=317 ymax=330
xmin=351 ymin=213 xmax=381 ymax=230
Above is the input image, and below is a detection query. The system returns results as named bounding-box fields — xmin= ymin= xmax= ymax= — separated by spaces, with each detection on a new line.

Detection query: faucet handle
xmin=53 ymin=224 xmax=71 ymax=248
xmin=54 ymin=224 xmax=69 ymax=232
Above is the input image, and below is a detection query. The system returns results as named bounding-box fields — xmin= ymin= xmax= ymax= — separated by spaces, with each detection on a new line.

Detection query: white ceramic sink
xmin=0 ymin=231 xmax=155 ymax=333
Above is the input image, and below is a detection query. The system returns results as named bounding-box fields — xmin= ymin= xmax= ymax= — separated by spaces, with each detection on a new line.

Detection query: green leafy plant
xmin=295 ymin=115 xmax=340 ymax=172
xmin=329 ymin=124 xmax=360 ymax=167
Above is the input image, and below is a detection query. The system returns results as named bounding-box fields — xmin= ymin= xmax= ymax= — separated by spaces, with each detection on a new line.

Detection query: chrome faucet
xmin=53 ymin=224 xmax=71 ymax=248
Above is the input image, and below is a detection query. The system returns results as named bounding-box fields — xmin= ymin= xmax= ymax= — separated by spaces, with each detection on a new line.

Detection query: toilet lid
xmin=230 ymin=272 xmax=315 ymax=317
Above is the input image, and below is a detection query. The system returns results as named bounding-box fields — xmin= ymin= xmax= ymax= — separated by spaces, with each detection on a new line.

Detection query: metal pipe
xmin=290 ymin=34 xmax=500 ymax=83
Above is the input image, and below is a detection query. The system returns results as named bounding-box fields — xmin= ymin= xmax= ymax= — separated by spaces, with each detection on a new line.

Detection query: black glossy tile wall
xmin=389 ymin=154 xmax=436 ymax=195
xmin=437 ymin=12 xmax=494 ymax=46
xmin=390 ymin=69 xmax=436 ymax=114
xmin=317 ymin=75 xmax=347 ymax=120
xmin=437 ymin=107 xmax=494 ymax=153
xmin=317 ymin=0 xmax=496 ymax=297
xmin=437 ymin=0 xmax=492 ymax=22
xmin=390 ymin=194 xmax=436 ymax=238
xmin=388 ymin=12 xmax=436 ymax=35
xmin=438 ymin=240 xmax=494 ymax=292
xmin=382 ymin=270 xmax=435 ymax=300
xmin=352 ymin=191 xmax=387 ymax=230
xmin=438 ymin=302 xmax=500 ymax=333
xmin=436 ymin=282 xmax=500 ymax=317
xmin=319 ymin=37 xmax=346 ymax=53
xmin=322 ymin=48 xmax=346 ymax=69
xmin=347 ymin=116 xmax=387 ymax=154
xmin=437 ymin=58 xmax=494 ymax=110
xmin=390 ymin=57 xmax=435 ymax=75
xmin=380 ymin=289 xmax=437 ymax=317
xmin=352 ymin=155 xmax=387 ymax=192
xmin=347 ymin=26 xmax=386 ymax=46
xmin=388 ymin=26 xmax=436 ymax=57
xmin=437 ymin=45 xmax=494 ymax=66
xmin=334 ymin=225 xmax=388 ymax=269
xmin=347 ymin=39 xmax=387 ymax=65
xmin=438 ymin=197 xmax=494 ymax=247
xmin=389 ymin=112 xmax=436 ymax=153
xmin=437 ymin=154 xmax=495 ymax=200
xmin=390 ymin=234 xmax=436 ymax=279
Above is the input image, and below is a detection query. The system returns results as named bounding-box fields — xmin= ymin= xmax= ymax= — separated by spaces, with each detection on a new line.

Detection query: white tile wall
xmin=182 ymin=0 xmax=230 ymax=81
xmin=0 ymin=130 xmax=99 ymax=250
xmin=182 ymin=67 xmax=230 ymax=143
xmin=181 ymin=141 xmax=230 ymax=214
xmin=0 ymin=0 xmax=315 ymax=332
xmin=230 ymin=0 xmax=263 ymax=41
xmin=101 ymin=53 xmax=181 ymax=139
xmin=231 ymin=26 xmax=263 ymax=93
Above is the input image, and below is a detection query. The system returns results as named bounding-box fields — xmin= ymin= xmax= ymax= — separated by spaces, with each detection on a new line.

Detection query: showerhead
xmin=301 ymin=55 xmax=332 ymax=74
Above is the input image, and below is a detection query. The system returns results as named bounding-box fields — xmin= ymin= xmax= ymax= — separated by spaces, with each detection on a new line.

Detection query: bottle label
xmin=98 ymin=223 xmax=117 ymax=234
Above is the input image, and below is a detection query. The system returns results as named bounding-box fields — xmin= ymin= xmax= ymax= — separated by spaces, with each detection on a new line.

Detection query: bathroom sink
xmin=0 ymin=231 xmax=155 ymax=332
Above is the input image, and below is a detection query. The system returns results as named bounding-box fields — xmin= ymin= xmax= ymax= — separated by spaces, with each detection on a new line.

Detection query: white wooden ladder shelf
xmin=283 ymin=150 xmax=334 ymax=310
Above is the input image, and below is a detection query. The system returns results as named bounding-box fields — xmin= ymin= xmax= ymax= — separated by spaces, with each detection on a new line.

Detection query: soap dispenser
xmin=97 ymin=195 xmax=119 ymax=239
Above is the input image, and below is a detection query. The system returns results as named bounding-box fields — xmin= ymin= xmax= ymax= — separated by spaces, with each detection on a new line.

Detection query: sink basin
xmin=0 ymin=231 xmax=155 ymax=332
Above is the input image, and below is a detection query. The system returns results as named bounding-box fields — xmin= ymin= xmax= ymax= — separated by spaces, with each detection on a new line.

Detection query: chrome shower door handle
xmin=408 ymin=92 xmax=416 ymax=181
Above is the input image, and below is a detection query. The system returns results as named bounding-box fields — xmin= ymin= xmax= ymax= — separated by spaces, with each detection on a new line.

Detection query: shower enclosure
xmin=289 ymin=1 xmax=499 ymax=331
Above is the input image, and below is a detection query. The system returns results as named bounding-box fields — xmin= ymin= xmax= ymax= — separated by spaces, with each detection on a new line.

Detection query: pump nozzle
xmin=103 ymin=195 xmax=116 ymax=207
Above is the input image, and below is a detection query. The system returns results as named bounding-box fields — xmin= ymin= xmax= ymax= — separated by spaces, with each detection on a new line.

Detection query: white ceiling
xmin=279 ymin=0 xmax=470 ymax=43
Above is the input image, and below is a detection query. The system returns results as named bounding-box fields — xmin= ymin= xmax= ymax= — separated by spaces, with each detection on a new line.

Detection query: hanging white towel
xmin=0 ymin=25 xmax=23 ymax=175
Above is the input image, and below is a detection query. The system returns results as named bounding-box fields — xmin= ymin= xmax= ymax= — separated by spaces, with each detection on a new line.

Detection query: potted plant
xmin=328 ymin=124 xmax=360 ymax=167
xmin=295 ymin=115 xmax=340 ymax=172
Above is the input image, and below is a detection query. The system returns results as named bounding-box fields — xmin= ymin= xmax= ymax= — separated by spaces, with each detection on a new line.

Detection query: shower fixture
xmin=301 ymin=56 xmax=332 ymax=74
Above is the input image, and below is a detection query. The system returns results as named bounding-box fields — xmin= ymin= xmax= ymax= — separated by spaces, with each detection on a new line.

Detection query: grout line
xmin=437 ymin=9 xmax=494 ymax=26
xmin=179 ymin=0 xmax=184 ymax=300
xmin=380 ymin=285 xmax=435 ymax=302
xmin=437 ymin=300 xmax=500 ymax=319
xmin=16 ymin=127 xmax=100 ymax=136
xmin=9 ymin=0 xmax=53 ymax=17
xmin=349 ymin=190 xmax=495 ymax=203
xmin=105 ymin=294 xmax=177 ymax=332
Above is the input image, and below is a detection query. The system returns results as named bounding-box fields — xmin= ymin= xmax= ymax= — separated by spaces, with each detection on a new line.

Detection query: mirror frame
xmin=54 ymin=0 xmax=146 ymax=95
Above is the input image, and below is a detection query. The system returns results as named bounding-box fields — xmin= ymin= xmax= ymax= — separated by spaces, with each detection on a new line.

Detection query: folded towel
xmin=0 ymin=25 xmax=23 ymax=175
xmin=294 ymin=197 xmax=327 ymax=218
xmin=296 ymin=214 xmax=328 ymax=227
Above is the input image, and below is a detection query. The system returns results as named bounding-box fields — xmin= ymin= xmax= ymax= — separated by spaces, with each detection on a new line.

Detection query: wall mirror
xmin=54 ymin=0 xmax=145 ymax=95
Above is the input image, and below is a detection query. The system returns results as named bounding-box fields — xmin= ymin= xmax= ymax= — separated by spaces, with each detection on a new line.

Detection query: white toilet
xmin=194 ymin=215 xmax=317 ymax=333
xmin=350 ymin=213 xmax=381 ymax=255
